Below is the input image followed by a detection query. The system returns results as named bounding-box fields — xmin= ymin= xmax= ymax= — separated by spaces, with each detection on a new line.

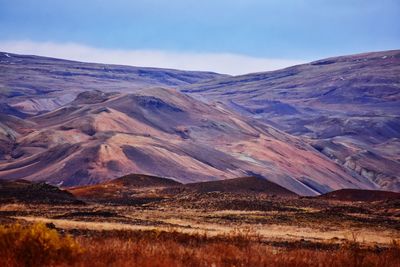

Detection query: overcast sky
xmin=0 ymin=0 xmax=399 ymax=74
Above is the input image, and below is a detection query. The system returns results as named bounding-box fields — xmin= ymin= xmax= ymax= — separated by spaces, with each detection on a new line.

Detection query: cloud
xmin=0 ymin=40 xmax=306 ymax=75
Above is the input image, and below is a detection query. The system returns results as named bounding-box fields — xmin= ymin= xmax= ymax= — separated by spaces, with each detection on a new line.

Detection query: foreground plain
xmin=1 ymin=180 xmax=399 ymax=266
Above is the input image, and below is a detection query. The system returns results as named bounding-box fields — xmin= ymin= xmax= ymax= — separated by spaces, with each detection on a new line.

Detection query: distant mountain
xmin=0 ymin=88 xmax=375 ymax=195
xmin=182 ymin=50 xmax=400 ymax=191
xmin=0 ymin=52 xmax=226 ymax=114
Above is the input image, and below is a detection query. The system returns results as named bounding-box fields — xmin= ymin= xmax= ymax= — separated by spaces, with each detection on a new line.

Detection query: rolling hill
xmin=0 ymin=87 xmax=376 ymax=195
xmin=182 ymin=50 xmax=400 ymax=191
xmin=0 ymin=50 xmax=398 ymax=195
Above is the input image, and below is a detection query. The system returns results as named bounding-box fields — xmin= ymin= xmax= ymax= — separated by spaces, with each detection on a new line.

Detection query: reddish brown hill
xmin=69 ymin=175 xmax=297 ymax=204
xmin=318 ymin=188 xmax=400 ymax=201
xmin=69 ymin=174 xmax=181 ymax=202
xmin=110 ymin=174 xmax=181 ymax=187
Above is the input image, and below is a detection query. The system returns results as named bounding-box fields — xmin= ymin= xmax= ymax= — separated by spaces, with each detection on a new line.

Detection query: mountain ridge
xmin=0 ymin=50 xmax=398 ymax=194
xmin=181 ymin=49 xmax=400 ymax=191
xmin=0 ymin=51 xmax=227 ymax=114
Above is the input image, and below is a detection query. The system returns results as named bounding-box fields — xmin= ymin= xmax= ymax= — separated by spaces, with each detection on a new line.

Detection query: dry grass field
xmin=0 ymin=221 xmax=399 ymax=267
xmin=0 ymin=190 xmax=399 ymax=266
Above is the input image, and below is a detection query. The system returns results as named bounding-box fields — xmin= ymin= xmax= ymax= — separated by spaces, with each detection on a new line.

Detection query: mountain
xmin=0 ymin=87 xmax=376 ymax=196
xmin=181 ymin=50 xmax=400 ymax=191
xmin=1 ymin=50 xmax=398 ymax=195
xmin=0 ymin=52 xmax=226 ymax=114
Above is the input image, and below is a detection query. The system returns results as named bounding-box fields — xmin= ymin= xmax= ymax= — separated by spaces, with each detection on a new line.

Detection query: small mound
xmin=110 ymin=174 xmax=181 ymax=187
xmin=183 ymin=176 xmax=297 ymax=196
xmin=0 ymin=179 xmax=83 ymax=204
xmin=318 ymin=189 xmax=400 ymax=202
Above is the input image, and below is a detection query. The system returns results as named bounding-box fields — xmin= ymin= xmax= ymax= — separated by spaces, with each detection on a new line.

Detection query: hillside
xmin=0 ymin=50 xmax=398 ymax=195
xmin=0 ymin=51 xmax=226 ymax=114
xmin=182 ymin=50 xmax=400 ymax=191
xmin=0 ymin=87 xmax=376 ymax=195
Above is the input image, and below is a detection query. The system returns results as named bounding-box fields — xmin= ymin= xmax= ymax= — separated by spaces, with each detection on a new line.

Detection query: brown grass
xmin=74 ymin=231 xmax=400 ymax=267
xmin=1 ymin=223 xmax=399 ymax=267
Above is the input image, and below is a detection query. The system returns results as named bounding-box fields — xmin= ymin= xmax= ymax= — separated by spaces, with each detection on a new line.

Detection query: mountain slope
xmin=182 ymin=50 xmax=400 ymax=191
xmin=0 ymin=51 xmax=226 ymax=114
xmin=0 ymin=88 xmax=377 ymax=195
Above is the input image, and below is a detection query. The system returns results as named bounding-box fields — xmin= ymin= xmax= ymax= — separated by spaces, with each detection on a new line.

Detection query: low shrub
xmin=0 ymin=223 xmax=81 ymax=267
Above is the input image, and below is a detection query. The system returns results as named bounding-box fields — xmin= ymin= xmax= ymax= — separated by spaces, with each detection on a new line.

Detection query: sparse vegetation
xmin=73 ymin=231 xmax=400 ymax=267
xmin=0 ymin=223 xmax=399 ymax=267
xmin=0 ymin=180 xmax=399 ymax=266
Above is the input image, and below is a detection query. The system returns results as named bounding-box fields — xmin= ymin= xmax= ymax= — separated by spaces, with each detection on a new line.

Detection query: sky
xmin=0 ymin=0 xmax=399 ymax=74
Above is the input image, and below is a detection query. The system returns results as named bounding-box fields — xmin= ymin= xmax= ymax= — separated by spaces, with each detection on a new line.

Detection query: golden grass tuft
xmin=0 ymin=223 xmax=81 ymax=267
